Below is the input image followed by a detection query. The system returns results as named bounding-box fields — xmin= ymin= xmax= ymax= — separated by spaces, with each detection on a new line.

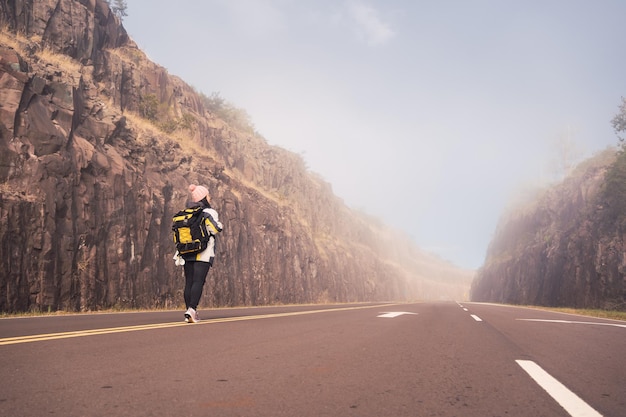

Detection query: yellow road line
xmin=0 ymin=303 xmax=401 ymax=346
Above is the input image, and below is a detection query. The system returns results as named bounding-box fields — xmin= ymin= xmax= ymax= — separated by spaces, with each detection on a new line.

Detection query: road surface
xmin=0 ymin=301 xmax=624 ymax=416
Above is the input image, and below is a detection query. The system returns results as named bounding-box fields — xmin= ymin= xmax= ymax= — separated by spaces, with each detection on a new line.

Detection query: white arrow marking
xmin=377 ymin=312 xmax=418 ymax=318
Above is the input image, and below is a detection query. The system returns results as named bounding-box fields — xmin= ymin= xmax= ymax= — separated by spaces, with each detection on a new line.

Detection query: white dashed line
xmin=516 ymin=360 xmax=602 ymax=417
xmin=470 ymin=314 xmax=482 ymax=322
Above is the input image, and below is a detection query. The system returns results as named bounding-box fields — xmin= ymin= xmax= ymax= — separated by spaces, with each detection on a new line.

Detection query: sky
xmin=122 ymin=0 xmax=626 ymax=270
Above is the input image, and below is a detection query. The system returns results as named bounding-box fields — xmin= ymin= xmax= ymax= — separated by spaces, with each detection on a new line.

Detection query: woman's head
xmin=189 ymin=184 xmax=209 ymax=203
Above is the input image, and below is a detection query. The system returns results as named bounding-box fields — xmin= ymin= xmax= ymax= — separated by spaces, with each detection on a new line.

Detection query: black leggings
xmin=183 ymin=261 xmax=211 ymax=310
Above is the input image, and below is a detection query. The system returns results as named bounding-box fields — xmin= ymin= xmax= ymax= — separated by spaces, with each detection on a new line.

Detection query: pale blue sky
xmin=123 ymin=0 xmax=626 ymax=269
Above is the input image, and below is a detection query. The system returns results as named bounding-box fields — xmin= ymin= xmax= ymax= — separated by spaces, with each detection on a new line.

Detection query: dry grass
xmin=1 ymin=28 xmax=267 ymax=206
xmin=37 ymin=47 xmax=81 ymax=74
xmin=123 ymin=111 xmax=222 ymax=164
xmin=106 ymin=45 xmax=145 ymax=65
xmin=121 ymin=113 xmax=279 ymax=209
xmin=4 ymin=303 xmax=625 ymax=320
xmin=0 ymin=27 xmax=22 ymax=50
xmin=0 ymin=306 xmax=185 ymax=318
xmin=0 ymin=29 xmax=81 ymax=76
xmin=524 ymin=305 xmax=626 ymax=321
xmin=123 ymin=111 xmax=162 ymax=144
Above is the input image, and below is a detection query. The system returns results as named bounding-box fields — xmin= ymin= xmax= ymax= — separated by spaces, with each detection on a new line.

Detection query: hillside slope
xmin=471 ymin=148 xmax=625 ymax=310
xmin=0 ymin=0 xmax=472 ymax=313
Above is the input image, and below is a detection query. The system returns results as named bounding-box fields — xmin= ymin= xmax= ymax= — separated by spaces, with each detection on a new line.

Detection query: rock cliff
xmin=471 ymin=148 xmax=626 ymax=310
xmin=0 ymin=0 xmax=472 ymax=313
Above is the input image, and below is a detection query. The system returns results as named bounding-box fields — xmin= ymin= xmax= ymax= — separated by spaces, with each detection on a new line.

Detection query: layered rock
xmin=0 ymin=0 xmax=472 ymax=313
xmin=471 ymin=149 xmax=626 ymax=310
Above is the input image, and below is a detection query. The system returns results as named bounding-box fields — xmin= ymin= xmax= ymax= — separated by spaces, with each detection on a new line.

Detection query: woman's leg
xmin=183 ymin=262 xmax=195 ymax=309
xmin=188 ymin=261 xmax=211 ymax=310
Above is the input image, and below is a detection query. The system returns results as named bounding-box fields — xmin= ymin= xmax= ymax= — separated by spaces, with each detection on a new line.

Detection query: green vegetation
xmin=139 ymin=93 xmax=158 ymax=120
xmin=602 ymin=149 xmax=626 ymax=223
xmin=601 ymin=99 xmax=626 ymax=228
xmin=159 ymin=113 xmax=196 ymax=134
xmin=137 ymin=94 xmax=195 ymax=134
xmin=157 ymin=118 xmax=179 ymax=134
xmin=199 ymin=91 xmax=256 ymax=134
xmin=179 ymin=113 xmax=195 ymax=131
xmin=138 ymin=89 xmax=254 ymax=135
xmin=611 ymin=96 xmax=626 ymax=144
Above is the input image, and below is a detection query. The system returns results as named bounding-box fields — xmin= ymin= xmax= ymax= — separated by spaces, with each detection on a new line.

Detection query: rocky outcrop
xmin=471 ymin=149 xmax=626 ymax=310
xmin=0 ymin=0 xmax=472 ymax=313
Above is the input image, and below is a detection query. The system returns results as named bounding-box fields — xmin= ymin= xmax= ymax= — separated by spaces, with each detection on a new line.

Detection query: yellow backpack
xmin=172 ymin=207 xmax=220 ymax=255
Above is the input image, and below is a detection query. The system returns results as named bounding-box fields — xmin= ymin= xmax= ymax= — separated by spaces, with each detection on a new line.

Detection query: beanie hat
xmin=189 ymin=184 xmax=209 ymax=202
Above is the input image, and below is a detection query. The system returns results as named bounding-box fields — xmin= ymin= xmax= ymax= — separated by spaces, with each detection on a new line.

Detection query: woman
xmin=181 ymin=184 xmax=222 ymax=323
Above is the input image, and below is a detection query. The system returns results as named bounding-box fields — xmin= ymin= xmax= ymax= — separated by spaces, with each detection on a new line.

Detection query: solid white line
xmin=517 ymin=319 xmax=626 ymax=329
xmin=470 ymin=314 xmax=482 ymax=321
xmin=516 ymin=360 xmax=602 ymax=417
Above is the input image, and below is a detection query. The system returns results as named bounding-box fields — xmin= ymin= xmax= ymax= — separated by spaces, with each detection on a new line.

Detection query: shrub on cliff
xmin=601 ymin=148 xmax=626 ymax=229
xmin=611 ymin=97 xmax=626 ymax=143
xmin=603 ymin=97 xmax=626 ymax=229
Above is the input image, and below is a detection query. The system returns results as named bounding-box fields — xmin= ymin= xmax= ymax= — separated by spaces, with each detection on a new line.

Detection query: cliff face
xmin=0 ymin=0 xmax=472 ymax=313
xmin=471 ymin=149 xmax=626 ymax=310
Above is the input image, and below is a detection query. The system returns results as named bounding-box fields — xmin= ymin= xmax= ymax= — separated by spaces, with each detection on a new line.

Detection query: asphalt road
xmin=0 ymin=301 xmax=624 ymax=417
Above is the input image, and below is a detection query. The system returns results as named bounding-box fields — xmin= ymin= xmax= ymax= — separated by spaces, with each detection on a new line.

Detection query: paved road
xmin=0 ymin=302 xmax=624 ymax=417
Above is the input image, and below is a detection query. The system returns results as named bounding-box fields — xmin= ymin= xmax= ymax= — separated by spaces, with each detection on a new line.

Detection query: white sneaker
xmin=185 ymin=307 xmax=199 ymax=323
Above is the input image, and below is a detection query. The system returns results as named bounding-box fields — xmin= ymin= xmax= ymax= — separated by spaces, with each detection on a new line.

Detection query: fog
xmin=123 ymin=0 xmax=626 ymax=269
